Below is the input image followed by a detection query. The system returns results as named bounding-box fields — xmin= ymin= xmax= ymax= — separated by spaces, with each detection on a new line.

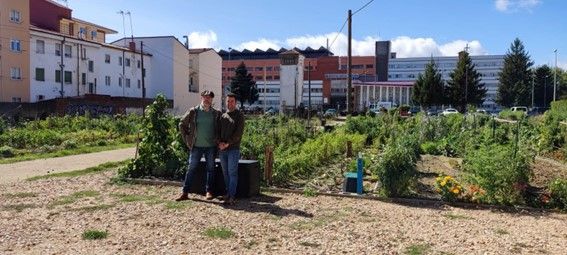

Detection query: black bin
xmin=187 ymin=159 xmax=260 ymax=198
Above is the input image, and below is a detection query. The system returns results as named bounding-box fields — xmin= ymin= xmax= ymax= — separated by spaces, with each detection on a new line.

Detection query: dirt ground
xmin=1 ymin=170 xmax=567 ymax=254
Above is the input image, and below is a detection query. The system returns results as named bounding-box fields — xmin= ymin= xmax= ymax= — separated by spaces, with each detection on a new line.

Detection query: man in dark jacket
xmin=218 ymin=93 xmax=245 ymax=205
xmin=175 ymin=90 xmax=220 ymax=201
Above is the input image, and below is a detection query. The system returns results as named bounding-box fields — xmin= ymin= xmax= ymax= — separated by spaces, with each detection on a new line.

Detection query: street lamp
xmin=554 ymin=49 xmax=558 ymax=101
xmin=228 ymin=47 xmax=232 ymax=61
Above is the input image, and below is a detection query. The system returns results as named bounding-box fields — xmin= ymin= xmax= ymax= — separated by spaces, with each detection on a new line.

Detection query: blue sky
xmin=64 ymin=0 xmax=565 ymax=68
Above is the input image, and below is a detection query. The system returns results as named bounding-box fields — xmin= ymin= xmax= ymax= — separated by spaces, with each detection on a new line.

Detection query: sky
xmin=61 ymin=0 xmax=566 ymax=69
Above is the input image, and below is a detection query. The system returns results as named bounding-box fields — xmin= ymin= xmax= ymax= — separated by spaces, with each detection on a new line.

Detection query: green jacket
xmin=179 ymin=106 xmax=220 ymax=150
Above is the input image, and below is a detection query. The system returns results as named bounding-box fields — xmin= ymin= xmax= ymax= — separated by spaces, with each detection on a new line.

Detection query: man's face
xmin=201 ymin=95 xmax=213 ymax=107
xmin=226 ymin=96 xmax=236 ymax=111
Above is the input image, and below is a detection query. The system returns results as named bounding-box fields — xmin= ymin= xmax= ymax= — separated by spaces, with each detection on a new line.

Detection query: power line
xmin=353 ymin=0 xmax=375 ymax=15
xmin=328 ymin=0 xmax=375 ymax=53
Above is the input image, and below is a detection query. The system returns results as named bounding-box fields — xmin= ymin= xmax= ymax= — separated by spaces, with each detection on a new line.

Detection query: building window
xmin=55 ymin=70 xmax=61 ymax=83
xmin=82 ymin=73 xmax=86 ymax=85
xmin=255 ymin=67 xmax=263 ymax=71
xmin=10 ymin=10 xmax=21 ymax=23
xmin=105 ymin=76 xmax=111 ymax=86
xmin=118 ymin=57 xmax=123 ymax=66
xmin=64 ymin=45 xmax=72 ymax=58
xmin=35 ymin=68 xmax=45 ymax=81
xmin=55 ymin=44 xmax=61 ymax=56
xmin=12 ymin=97 xmax=22 ymax=103
xmin=36 ymin=40 xmax=45 ymax=54
xmin=79 ymin=27 xmax=87 ymax=39
xmin=137 ymin=60 xmax=141 ymax=68
xmin=266 ymin=66 xmax=273 ymax=71
xmin=274 ymin=75 xmax=280 ymax=80
xmin=64 ymin=71 xmax=72 ymax=84
xmin=189 ymin=59 xmax=193 ymax=69
xmin=37 ymin=95 xmax=45 ymax=101
xmin=105 ymin=54 xmax=110 ymax=63
xmin=126 ymin=78 xmax=131 ymax=88
xmin=366 ymin=64 xmax=374 ymax=69
xmin=88 ymin=61 xmax=94 ymax=72
xmin=137 ymin=79 xmax=141 ymax=88
xmin=10 ymin=39 xmax=21 ymax=52
xmin=81 ymin=48 xmax=87 ymax=60
xmin=125 ymin=58 xmax=131 ymax=67
xmin=11 ymin=67 xmax=22 ymax=80
xmin=118 ymin=77 xmax=122 ymax=87
xmin=91 ymin=31 xmax=97 ymax=40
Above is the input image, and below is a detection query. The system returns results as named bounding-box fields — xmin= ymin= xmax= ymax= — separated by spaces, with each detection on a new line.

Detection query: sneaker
xmin=175 ymin=193 xmax=189 ymax=202
xmin=205 ymin=192 xmax=214 ymax=200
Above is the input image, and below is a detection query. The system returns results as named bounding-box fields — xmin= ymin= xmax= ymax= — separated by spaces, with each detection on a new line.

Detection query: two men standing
xmin=176 ymin=90 xmax=245 ymax=205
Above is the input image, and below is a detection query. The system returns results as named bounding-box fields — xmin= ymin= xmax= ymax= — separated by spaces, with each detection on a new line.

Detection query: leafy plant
xmin=203 ymin=227 xmax=234 ymax=239
xmin=82 ymin=230 xmax=108 ymax=240
xmin=373 ymin=135 xmax=419 ymax=197
xmin=549 ymin=179 xmax=567 ymax=210
xmin=435 ymin=175 xmax=464 ymax=202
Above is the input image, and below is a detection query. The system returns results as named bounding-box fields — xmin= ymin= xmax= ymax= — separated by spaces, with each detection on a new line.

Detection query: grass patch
xmin=164 ymin=201 xmax=192 ymax=210
xmin=405 ymin=243 xmax=431 ymax=255
xmin=111 ymin=193 xmax=158 ymax=203
xmin=82 ymin=229 xmax=108 ymax=240
xmin=27 ymin=160 xmax=130 ymax=181
xmin=0 ymin=144 xmax=135 ymax=165
xmin=203 ymin=227 xmax=234 ymax=239
xmin=495 ymin=228 xmax=509 ymax=235
xmin=443 ymin=213 xmax=472 ymax=220
xmin=302 ymin=187 xmax=318 ymax=197
xmin=2 ymin=203 xmax=37 ymax=212
xmin=299 ymin=241 xmax=320 ymax=247
xmin=49 ymin=190 xmax=101 ymax=208
xmin=3 ymin=192 xmax=37 ymax=198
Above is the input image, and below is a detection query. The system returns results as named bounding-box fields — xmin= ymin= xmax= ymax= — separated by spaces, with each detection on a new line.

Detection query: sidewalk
xmin=0 ymin=147 xmax=136 ymax=184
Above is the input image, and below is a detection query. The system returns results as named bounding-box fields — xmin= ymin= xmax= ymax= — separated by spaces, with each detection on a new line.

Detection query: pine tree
xmin=229 ymin=62 xmax=258 ymax=108
xmin=533 ymin=65 xmax=553 ymax=107
xmin=412 ymin=58 xmax=445 ymax=109
xmin=446 ymin=51 xmax=486 ymax=112
xmin=497 ymin=38 xmax=534 ymax=107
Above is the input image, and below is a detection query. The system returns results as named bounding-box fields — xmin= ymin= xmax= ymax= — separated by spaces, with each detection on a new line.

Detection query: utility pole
xmin=263 ymin=64 xmax=267 ymax=111
xmin=308 ymin=61 xmax=311 ymax=127
xmin=141 ymin=41 xmax=146 ymax=99
xmin=59 ymin=37 xmax=65 ymax=97
xmin=554 ymin=49 xmax=558 ymax=102
xmin=464 ymin=44 xmax=469 ymax=113
xmin=347 ymin=9 xmax=353 ymax=113
xmin=531 ymin=72 xmax=535 ymax=109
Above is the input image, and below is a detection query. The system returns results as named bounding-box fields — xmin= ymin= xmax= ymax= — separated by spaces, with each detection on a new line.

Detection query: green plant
xmin=549 ymin=179 xmax=567 ymax=210
xmin=463 ymin=144 xmax=532 ymax=205
xmin=82 ymin=230 xmax=108 ymax=240
xmin=374 ymin=135 xmax=419 ymax=197
xmin=420 ymin=141 xmax=441 ymax=155
xmin=302 ymin=187 xmax=317 ymax=197
xmin=0 ymin=146 xmax=16 ymax=158
xmin=405 ymin=243 xmax=431 ymax=255
xmin=203 ymin=227 xmax=234 ymax=239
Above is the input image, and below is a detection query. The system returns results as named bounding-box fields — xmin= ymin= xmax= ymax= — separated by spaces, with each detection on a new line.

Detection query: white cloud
xmin=494 ymin=0 xmax=541 ymax=12
xmin=237 ymin=38 xmax=281 ymax=51
xmin=187 ymin=30 xmax=218 ymax=48
xmin=391 ymin=37 xmax=486 ymax=57
xmin=227 ymin=33 xmax=487 ymax=58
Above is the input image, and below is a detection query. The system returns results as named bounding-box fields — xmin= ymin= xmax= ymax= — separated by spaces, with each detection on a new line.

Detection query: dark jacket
xmin=179 ymin=105 xmax=220 ymax=150
xmin=218 ymin=109 xmax=245 ymax=150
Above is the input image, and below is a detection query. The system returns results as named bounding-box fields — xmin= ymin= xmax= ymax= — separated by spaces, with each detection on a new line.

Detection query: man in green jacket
xmin=176 ymin=90 xmax=220 ymax=201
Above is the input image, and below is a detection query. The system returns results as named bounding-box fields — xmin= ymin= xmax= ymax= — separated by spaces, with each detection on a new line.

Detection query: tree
xmin=446 ymin=51 xmax=486 ymax=112
xmin=412 ymin=58 xmax=445 ymax=109
xmin=229 ymin=62 xmax=259 ymax=108
xmin=533 ymin=65 xmax=553 ymax=107
xmin=497 ymin=38 xmax=534 ymax=107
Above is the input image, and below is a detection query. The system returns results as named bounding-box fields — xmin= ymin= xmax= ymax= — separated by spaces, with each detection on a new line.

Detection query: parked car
xmin=426 ymin=109 xmax=439 ymax=116
xmin=441 ymin=108 xmax=459 ymax=116
xmin=264 ymin=108 xmax=277 ymax=115
xmin=475 ymin=109 xmax=489 ymax=115
xmin=528 ymin=107 xmax=549 ymax=116
xmin=511 ymin=106 xmax=528 ymax=112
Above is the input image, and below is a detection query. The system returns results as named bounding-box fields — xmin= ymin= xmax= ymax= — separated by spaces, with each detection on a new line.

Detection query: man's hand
xmin=218 ymin=142 xmax=229 ymax=151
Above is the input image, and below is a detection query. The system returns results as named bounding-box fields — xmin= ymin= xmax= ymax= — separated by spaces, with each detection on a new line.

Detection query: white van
xmin=511 ymin=106 xmax=528 ymax=112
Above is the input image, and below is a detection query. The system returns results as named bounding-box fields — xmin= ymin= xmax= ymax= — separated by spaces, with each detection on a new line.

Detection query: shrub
xmin=373 ymin=135 xmax=419 ymax=197
xmin=0 ymin=146 xmax=16 ymax=158
xmin=420 ymin=141 xmax=441 ymax=155
xmin=463 ymin=144 xmax=532 ymax=205
xmin=499 ymin=109 xmax=525 ymax=121
xmin=549 ymin=179 xmax=567 ymax=210
xmin=61 ymin=140 xmax=78 ymax=149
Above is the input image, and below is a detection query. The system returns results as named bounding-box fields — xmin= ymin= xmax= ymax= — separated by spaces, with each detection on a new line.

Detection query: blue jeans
xmin=182 ymin=146 xmax=216 ymax=194
xmin=219 ymin=149 xmax=240 ymax=198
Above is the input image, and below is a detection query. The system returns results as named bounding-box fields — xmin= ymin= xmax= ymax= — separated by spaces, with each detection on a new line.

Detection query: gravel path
xmin=0 ymin=147 xmax=135 ymax=184
xmin=1 ymin=171 xmax=566 ymax=254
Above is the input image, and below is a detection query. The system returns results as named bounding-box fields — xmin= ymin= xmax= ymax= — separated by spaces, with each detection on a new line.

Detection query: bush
xmin=61 ymin=140 xmax=78 ymax=149
xmin=499 ymin=109 xmax=525 ymax=121
xmin=420 ymin=141 xmax=441 ymax=155
xmin=435 ymin=175 xmax=464 ymax=202
xmin=463 ymin=144 xmax=532 ymax=205
xmin=0 ymin=146 xmax=16 ymax=158
xmin=373 ymin=135 xmax=419 ymax=197
xmin=549 ymin=179 xmax=567 ymax=210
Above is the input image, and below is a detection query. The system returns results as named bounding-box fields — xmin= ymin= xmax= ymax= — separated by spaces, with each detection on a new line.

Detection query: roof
xmin=279 ymin=49 xmax=303 ymax=56
xmin=44 ymin=0 xmax=71 ymax=10
xmin=217 ymin=46 xmax=332 ymax=60
xmin=70 ymin=17 xmax=118 ymax=34
xmin=353 ymin=81 xmax=414 ymax=87
xmin=188 ymin=48 xmax=214 ymax=54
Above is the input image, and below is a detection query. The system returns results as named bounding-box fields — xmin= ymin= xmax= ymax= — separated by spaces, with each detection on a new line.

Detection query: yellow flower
xmin=440 ymin=180 xmax=447 ymax=186
xmin=452 ymin=188 xmax=460 ymax=194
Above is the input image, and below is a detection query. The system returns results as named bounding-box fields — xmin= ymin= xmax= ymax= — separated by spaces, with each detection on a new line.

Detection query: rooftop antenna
xmin=117 ymin=10 xmax=126 ymax=46
xmin=126 ymin=11 xmax=134 ymax=42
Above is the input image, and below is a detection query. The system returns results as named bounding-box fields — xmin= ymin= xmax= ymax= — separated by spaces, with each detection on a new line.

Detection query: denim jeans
xmin=219 ymin=149 xmax=240 ymax=198
xmin=182 ymin=146 xmax=216 ymax=194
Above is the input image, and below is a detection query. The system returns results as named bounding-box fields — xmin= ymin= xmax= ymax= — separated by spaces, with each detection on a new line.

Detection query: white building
xmin=387 ymin=54 xmax=505 ymax=109
xmin=251 ymin=80 xmax=324 ymax=110
xmin=28 ymin=24 xmax=150 ymax=102
xmin=279 ymin=50 xmax=305 ymax=109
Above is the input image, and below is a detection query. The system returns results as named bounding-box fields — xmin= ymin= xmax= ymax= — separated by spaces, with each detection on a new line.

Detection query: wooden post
xmin=264 ymin=145 xmax=274 ymax=185
xmin=346 ymin=140 xmax=353 ymax=157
